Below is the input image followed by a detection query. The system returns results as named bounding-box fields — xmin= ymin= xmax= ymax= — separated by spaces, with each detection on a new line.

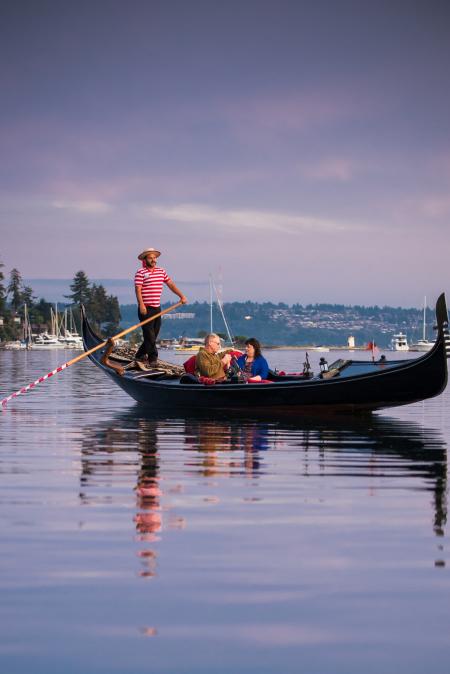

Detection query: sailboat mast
xmin=211 ymin=277 xmax=234 ymax=345
xmin=23 ymin=304 xmax=32 ymax=346
xmin=209 ymin=274 xmax=213 ymax=334
xmin=52 ymin=303 xmax=60 ymax=336
xmin=423 ymin=296 xmax=427 ymax=341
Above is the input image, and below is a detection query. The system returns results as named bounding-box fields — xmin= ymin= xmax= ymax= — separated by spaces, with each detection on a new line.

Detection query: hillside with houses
xmin=120 ymin=300 xmax=432 ymax=349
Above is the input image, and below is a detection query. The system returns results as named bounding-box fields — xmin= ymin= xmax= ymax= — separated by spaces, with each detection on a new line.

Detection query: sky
xmin=1 ymin=0 xmax=450 ymax=306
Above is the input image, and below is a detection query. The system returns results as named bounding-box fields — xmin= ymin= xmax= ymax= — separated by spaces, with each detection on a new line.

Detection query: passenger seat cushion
xmin=183 ymin=355 xmax=197 ymax=374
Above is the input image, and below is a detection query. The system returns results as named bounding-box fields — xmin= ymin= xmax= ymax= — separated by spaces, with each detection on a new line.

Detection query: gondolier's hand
xmin=180 ymin=295 xmax=188 ymax=304
xmin=139 ymin=302 xmax=147 ymax=315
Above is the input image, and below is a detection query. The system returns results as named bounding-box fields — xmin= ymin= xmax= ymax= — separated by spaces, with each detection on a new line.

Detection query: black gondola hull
xmin=82 ymin=294 xmax=450 ymax=414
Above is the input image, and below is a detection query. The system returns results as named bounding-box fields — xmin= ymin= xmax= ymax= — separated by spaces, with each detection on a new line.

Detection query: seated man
xmin=195 ymin=333 xmax=232 ymax=381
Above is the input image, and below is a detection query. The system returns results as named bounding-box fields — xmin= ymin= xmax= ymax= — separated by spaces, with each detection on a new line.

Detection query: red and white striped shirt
xmin=134 ymin=265 xmax=171 ymax=307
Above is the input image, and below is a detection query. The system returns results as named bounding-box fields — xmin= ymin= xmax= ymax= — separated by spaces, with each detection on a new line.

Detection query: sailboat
xmin=22 ymin=304 xmax=33 ymax=349
xmin=409 ymin=297 xmax=434 ymax=352
xmin=58 ymin=308 xmax=84 ymax=349
xmin=34 ymin=305 xmax=66 ymax=349
xmin=209 ymin=274 xmax=235 ymax=347
xmin=3 ymin=305 xmax=33 ymax=350
xmin=173 ymin=275 xmax=235 ymax=353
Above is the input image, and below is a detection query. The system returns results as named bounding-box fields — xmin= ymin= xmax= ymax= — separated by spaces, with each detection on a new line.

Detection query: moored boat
xmin=81 ymin=293 xmax=450 ymax=414
xmin=409 ymin=339 xmax=434 ymax=353
xmin=390 ymin=332 xmax=409 ymax=351
xmin=33 ymin=332 xmax=66 ymax=349
xmin=410 ymin=297 xmax=434 ymax=352
xmin=174 ymin=341 xmax=202 ymax=354
xmin=58 ymin=330 xmax=84 ymax=349
xmin=1 ymin=340 xmax=27 ymax=350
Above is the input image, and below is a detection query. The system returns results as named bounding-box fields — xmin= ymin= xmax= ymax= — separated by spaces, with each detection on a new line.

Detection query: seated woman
xmin=236 ymin=338 xmax=269 ymax=381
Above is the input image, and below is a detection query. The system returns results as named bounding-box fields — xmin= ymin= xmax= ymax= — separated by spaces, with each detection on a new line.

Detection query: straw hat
xmin=138 ymin=247 xmax=161 ymax=260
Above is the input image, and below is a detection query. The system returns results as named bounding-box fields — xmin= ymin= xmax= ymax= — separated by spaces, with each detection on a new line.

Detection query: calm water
xmin=1 ymin=348 xmax=449 ymax=674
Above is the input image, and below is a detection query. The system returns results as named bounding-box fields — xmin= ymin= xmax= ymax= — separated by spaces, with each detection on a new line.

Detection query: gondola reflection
xmin=79 ymin=408 xmax=447 ymax=577
xmin=183 ymin=419 xmax=269 ymax=476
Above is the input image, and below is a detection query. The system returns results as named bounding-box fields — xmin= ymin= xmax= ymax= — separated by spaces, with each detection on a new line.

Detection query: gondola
xmin=81 ymin=293 xmax=450 ymax=414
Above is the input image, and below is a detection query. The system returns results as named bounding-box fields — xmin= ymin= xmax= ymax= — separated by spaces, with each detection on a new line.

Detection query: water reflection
xmin=79 ymin=408 xmax=447 ymax=549
xmin=77 ymin=409 xmax=450 ymax=639
xmin=183 ymin=418 xmax=269 ymax=476
xmin=3 ymin=352 xmax=450 ymax=669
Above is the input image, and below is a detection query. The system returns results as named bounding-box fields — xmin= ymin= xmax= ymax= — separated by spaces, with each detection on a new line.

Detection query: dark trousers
xmin=135 ymin=306 xmax=161 ymax=362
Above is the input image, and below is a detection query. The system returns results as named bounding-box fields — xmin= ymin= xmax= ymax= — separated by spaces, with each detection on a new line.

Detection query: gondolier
xmin=135 ymin=247 xmax=187 ymax=366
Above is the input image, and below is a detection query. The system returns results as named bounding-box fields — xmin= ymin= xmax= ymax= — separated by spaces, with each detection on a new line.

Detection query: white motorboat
xmin=390 ymin=332 xmax=409 ymax=351
xmin=58 ymin=330 xmax=84 ymax=349
xmin=33 ymin=331 xmax=66 ymax=349
xmin=2 ymin=340 xmax=27 ymax=350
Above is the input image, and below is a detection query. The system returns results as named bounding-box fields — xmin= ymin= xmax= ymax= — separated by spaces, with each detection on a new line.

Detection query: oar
xmin=1 ymin=301 xmax=182 ymax=407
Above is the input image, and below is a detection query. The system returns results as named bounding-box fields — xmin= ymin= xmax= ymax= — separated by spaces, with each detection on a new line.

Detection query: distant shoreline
xmin=24 ymin=279 xmax=430 ymax=310
xmin=264 ymin=345 xmax=368 ymax=351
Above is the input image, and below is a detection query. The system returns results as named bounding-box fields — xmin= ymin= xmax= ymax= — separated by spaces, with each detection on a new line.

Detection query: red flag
xmin=366 ymin=340 xmax=380 ymax=361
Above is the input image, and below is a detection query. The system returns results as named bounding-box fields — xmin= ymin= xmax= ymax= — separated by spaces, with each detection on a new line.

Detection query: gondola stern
xmin=435 ymin=293 xmax=450 ymax=360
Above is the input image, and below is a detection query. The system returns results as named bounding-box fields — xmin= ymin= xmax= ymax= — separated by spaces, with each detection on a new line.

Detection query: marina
xmin=0 ymin=305 xmax=84 ymax=351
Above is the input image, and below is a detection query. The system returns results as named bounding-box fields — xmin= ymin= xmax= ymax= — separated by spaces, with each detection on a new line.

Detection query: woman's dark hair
xmin=245 ymin=337 xmax=262 ymax=358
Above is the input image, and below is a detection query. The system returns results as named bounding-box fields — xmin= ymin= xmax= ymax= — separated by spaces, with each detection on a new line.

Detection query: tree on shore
xmin=0 ymin=258 xmax=5 ymax=315
xmin=0 ymin=257 xmax=11 ymax=339
xmin=89 ymin=283 xmax=109 ymax=322
xmin=0 ymin=263 xmax=23 ymax=339
xmin=66 ymin=271 xmax=91 ymax=305
xmin=7 ymin=268 xmax=24 ymax=313
xmin=22 ymin=285 xmax=36 ymax=308
xmin=103 ymin=295 xmax=121 ymax=334
xmin=67 ymin=271 xmax=121 ymax=335
xmin=30 ymin=298 xmax=53 ymax=326
xmin=87 ymin=283 xmax=121 ymax=334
